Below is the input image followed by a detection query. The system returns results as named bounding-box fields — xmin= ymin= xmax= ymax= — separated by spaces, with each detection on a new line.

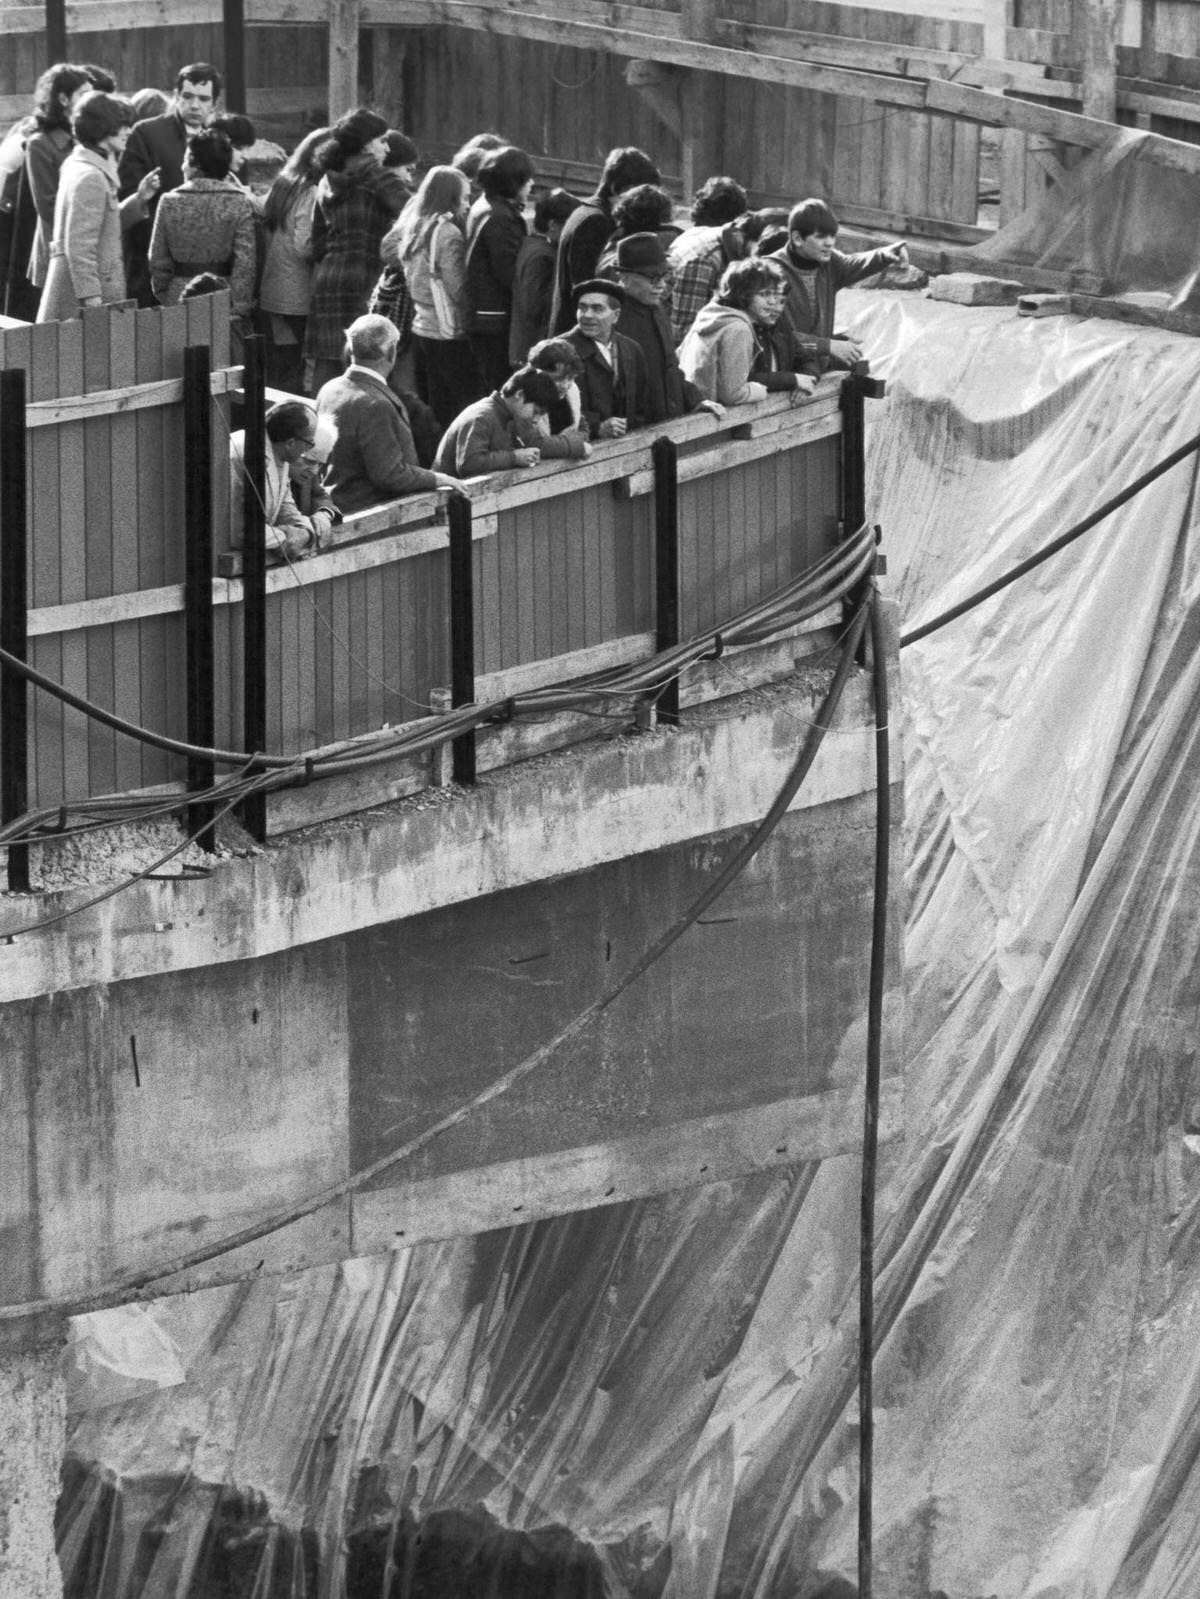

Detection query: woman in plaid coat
xmin=303 ymin=108 xmax=409 ymax=392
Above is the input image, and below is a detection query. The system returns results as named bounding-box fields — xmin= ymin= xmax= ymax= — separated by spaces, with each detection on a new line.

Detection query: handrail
xmin=214 ymin=381 xmax=846 ymax=579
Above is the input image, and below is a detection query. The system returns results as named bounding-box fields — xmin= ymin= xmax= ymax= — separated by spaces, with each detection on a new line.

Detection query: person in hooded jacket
xmin=303 ymin=108 xmax=409 ymax=392
xmin=678 ymin=257 xmax=817 ymax=409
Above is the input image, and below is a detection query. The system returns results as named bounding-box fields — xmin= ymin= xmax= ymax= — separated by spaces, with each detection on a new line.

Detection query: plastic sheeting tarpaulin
xmin=58 ymin=291 xmax=1200 ymax=1599
xmin=971 ymin=130 xmax=1200 ymax=311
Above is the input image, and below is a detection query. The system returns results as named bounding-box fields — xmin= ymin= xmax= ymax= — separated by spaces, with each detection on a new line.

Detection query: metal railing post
xmin=652 ymin=435 xmax=680 ymax=726
xmin=0 ymin=368 xmax=30 ymax=892
xmin=447 ymin=492 xmax=477 ymax=784
xmin=239 ymin=332 xmax=268 ymax=841
xmin=183 ymin=343 xmax=217 ymax=848
xmin=840 ymin=366 xmax=887 ymax=655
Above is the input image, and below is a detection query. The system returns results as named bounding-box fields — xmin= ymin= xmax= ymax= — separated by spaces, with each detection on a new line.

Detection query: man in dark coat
xmin=549 ymin=146 xmax=659 ymax=334
xmin=766 ymin=196 xmax=906 ymax=375
xmin=564 ymin=279 xmax=650 ymax=440
xmin=315 ymin=314 xmax=457 ymax=512
xmin=613 ymin=234 xmax=724 ymax=426
xmin=119 ymin=61 xmax=221 ymax=306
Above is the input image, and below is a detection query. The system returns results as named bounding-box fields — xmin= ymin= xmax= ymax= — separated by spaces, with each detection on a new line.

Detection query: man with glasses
xmin=614 ymin=233 xmax=725 ymax=426
xmin=230 ymin=400 xmax=332 ymax=562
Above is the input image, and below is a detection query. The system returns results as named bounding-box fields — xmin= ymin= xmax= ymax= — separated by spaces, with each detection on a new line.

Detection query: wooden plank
xmin=158 ymin=304 xmax=190 ymax=587
xmin=3 ymin=324 xmax=44 ymax=810
xmin=903 ymin=236 xmax=1106 ymax=294
xmin=329 ymin=0 xmax=362 ymax=119
xmin=23 ymin=366 xmax=242 ymax=428
xmin=619 ymin=412 xmax=844 ymax=497
xmin=1075 ymin=0 xmax=1119 ymax=121
xmin=83 ymin=311 xmax=120 ymax=799
xmin=107 ymin=309 xmax=146 ymax=795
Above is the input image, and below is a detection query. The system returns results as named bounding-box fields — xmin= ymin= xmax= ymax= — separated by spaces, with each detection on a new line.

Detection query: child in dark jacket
xmin=434 ymin=365 xmax=588 ymax=478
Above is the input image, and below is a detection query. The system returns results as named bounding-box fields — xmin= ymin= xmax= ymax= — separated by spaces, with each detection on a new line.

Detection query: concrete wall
xmin=0 ymin=664 xmax=903 ymax=1319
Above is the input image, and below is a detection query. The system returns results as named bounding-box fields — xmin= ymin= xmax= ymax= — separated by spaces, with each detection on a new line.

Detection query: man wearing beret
xmin=565 ymin=278 xmax=649 ymax=440
xmin=615 ymin=233 xmax=724 ymax=425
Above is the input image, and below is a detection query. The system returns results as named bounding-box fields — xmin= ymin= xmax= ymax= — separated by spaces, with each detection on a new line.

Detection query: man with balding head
xmin=315 ymin=314 xmax=457 ymax=513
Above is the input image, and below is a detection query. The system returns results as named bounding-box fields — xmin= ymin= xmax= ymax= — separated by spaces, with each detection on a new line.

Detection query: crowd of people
xmin=0 ymin=57 xmax=909 ymax=559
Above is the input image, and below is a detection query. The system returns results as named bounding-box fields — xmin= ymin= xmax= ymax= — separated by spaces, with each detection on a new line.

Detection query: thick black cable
xmin=0 ymin=772 xmax=262 ymax=940
xmin=901 ymin=428 xmax=1200 ymax=647
xmin=859 ymin=586 xmax=891 ymax=1599
xmin=0 ymin=522 xmax=873 ymax=792
xmin=0 ymin=643 xmax=302 ymax=769
xmin=0 ymin=526 xmax=876 ymax=848
xmin=0 ymin=600 xmax=871 ymax=1324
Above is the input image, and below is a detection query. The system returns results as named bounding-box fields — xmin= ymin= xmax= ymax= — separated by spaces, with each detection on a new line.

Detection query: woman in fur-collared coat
xmin=303 ymin=108 xmax=410 ymax=392
xmin=37 ymin=91 xmax=157 ymax=323
xmin=147 ymin=127 xmax=256 ymax=316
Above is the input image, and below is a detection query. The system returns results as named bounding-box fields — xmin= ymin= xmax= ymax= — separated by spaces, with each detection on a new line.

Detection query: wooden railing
xmin=0 ymin=303 xmax=851 ymax=834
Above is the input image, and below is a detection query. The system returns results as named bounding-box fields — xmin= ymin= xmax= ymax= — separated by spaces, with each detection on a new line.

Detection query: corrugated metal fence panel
xmin=475 ymin=483 xmax=655 ymax=678
xmin=678 ymin=430 xmax=842 ymax=637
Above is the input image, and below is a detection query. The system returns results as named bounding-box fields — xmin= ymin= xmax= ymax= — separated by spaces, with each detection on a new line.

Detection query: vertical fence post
xmin=652 ymin=435 xmax=680 ymax=726
xmin=239 ymin=333 xmax=268 ymax=841
xmin=840 ymin=366 xmax=867 ymax=539
xmin=222 ymin=0 xmax=247 ymax=112
xmin=447 ymin=492 xmax=476 ymax=785
xmin=0 ymin=368 xmax=30 ymax=892
xmin=44 ymin=0 xmax=67 ymax=65
xmin=840 ymin=367 xmax=886 ymax=653
xmin=183 ymin=344 xmax=217 ymax=848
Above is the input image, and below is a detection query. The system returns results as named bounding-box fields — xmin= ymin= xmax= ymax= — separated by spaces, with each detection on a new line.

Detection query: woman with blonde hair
xmin=385 ymin=163 xmax=478 ymax=428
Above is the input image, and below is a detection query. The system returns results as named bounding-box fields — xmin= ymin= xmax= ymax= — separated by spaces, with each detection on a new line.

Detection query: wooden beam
xmin=23 ymin=366 xmax=242 ymax=427
xmin=328 ymin=0 xmax=361 ymax=119
xmin=44 ymin=0 xmax=66 ymax=60
xmin=223 ymin=0 xmax=247 ymax=109
xmin=386 ymin=0 xmax=1200 ymax=166
xmin=1074 ymin=0 xmax=1118 ymax=122
xmin=624 ymin=58 xmax=683 ymax=141
xmin=903 ymin=237 xmax=1107 ymax=295
xmin=371 ymin=25 xmax=408 ymax=123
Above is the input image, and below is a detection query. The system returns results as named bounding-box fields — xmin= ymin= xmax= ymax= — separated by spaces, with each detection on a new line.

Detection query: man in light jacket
xmin=230 ymin=400 xmax=333 ymax=561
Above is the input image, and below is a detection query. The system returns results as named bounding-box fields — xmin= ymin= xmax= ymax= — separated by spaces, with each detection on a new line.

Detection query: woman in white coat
xmin=37 ymin=91 xmax=158 ymax=322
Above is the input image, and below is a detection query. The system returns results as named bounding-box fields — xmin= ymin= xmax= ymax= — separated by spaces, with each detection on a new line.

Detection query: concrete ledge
xmin=351 ymin=1081 xmax=904 ymax=1256
xmin=0 ymin=668 xmax=881 ymax=1001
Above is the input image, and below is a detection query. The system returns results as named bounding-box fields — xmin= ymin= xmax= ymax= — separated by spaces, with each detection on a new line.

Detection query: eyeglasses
xmin=754 ymin=288 xmax=787 ymax=301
